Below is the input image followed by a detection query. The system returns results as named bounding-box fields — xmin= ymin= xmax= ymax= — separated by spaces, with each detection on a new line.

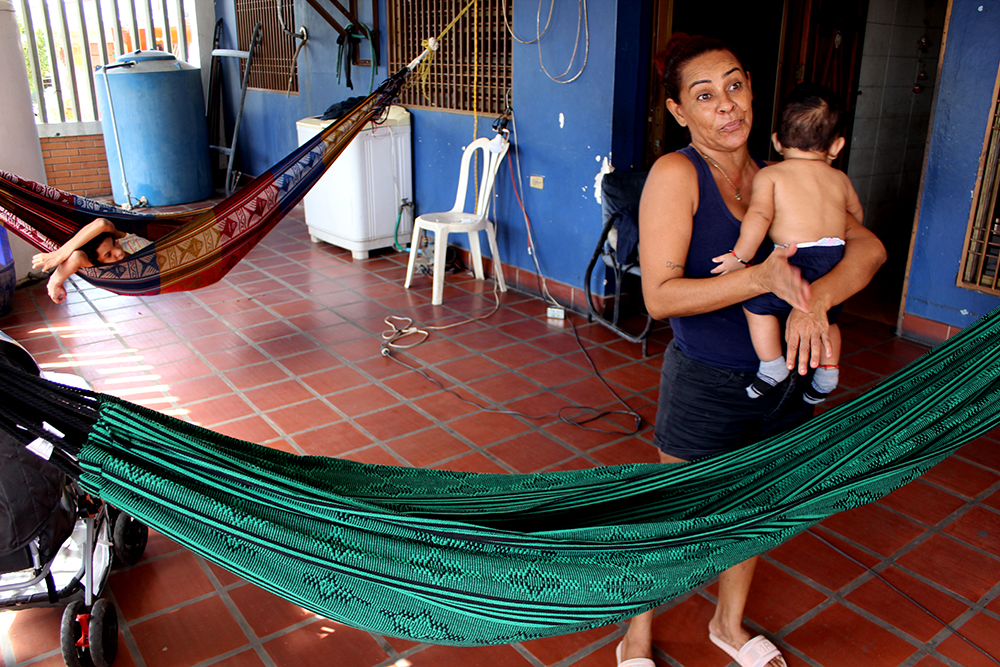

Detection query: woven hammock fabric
xmin=0 ymin=69 xmax=410 ymax=296
xmin=3 ymin=307 xmax=1000 ymax=645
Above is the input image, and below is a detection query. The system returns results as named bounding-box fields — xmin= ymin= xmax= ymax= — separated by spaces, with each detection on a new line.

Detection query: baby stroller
xmin=0 ymin=330 xmax=148 ymax=667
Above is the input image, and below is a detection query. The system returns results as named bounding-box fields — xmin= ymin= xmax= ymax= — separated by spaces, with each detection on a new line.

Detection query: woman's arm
xmin=639 ymin=154 xmax=809 ymax=319
xmin=785 ymin=213 xmax=887 ymax=373
xmin=32 ymin=218 xmax=117 ymax=272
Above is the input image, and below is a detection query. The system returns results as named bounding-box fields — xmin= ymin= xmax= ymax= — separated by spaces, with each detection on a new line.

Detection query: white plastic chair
xmin=404 ymin=134 xmax=510 ymax=305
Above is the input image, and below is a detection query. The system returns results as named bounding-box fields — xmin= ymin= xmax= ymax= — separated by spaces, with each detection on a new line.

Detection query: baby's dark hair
xmin=777 ymin=83 xmax=844 ymax=152
xmin=81 ymin=232 xmax=116 ymax=265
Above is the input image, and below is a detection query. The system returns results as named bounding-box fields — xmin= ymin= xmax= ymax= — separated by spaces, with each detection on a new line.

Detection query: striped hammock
xmin=0 ymin=68 xmax=411 ymax=296
xmin=2 ymin=306 xmax=999 ymax=646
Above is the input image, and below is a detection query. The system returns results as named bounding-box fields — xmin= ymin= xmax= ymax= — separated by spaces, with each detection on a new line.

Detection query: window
xmin=387 ymin=0 xmax=512 ymax=115
xmin=235 ymin=0 xmax=300 ymax=93
xmin=15 ymin=0 xmax=197 ymax=125
xmin=959 ymin=71 xmax=1000 ymax=294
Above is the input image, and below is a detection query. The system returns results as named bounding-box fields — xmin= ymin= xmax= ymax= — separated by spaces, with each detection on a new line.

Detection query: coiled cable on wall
xmin=500 ymin=0 xmax=590 ymax=84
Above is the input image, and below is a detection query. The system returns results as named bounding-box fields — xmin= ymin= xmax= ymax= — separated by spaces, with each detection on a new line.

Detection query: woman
xmin=32 ymin=218 xmax=150 ymax=304
xmin=616 ymin=35 xmax=886 ymax=667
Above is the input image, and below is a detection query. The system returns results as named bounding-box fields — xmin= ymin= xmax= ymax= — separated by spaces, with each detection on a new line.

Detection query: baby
xmin=712 ymin=83 xmax=864 ymax=404
xmin=32 ymin=218 xmax=150 ymax=304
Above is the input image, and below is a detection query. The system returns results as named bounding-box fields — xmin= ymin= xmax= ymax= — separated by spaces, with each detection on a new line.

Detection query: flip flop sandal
xmin=708 ymin=633 xmax=786 ymax=667
xmin=615 ymin=640 xmax=655 ymax=667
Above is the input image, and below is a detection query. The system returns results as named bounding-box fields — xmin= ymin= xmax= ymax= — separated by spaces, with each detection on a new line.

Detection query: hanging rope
xmin=472 ymin=0 xmax=480 ymax=201
xmin=416 ymin=0 xmax=480 ymax=101
xmin=537 ymin=0 xmax=589 ymax=84
xmin=499 ymin=0 xmax=590 ymax=84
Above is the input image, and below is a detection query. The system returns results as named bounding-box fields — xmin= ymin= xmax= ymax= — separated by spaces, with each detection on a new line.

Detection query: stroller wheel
xmin=112 ymin=511 xmax=148 ymax=566
xmin=89 ymin=598 xmax=119 ymax=667
xmin=60 ymin=600 xmax=92 ymax=667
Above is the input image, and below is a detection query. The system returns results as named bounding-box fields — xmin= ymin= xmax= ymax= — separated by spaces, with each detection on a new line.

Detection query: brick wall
xmin=40 ymin=134 xmax=112 ymax=197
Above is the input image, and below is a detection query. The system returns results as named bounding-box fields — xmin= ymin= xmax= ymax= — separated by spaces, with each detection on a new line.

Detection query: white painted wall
xmin=0 ymin=0 xmax=45 ymax=280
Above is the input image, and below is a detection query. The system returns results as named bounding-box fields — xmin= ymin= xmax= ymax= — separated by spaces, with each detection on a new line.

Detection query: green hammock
xmin=2 ymin=307 xmax=999 ymax=646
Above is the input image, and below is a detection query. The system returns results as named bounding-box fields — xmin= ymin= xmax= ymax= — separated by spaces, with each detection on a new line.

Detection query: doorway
xmin=647 ymin=0 xmax=869 ymax=162
xmin=644 ymin=0 xmax=910 ymax=324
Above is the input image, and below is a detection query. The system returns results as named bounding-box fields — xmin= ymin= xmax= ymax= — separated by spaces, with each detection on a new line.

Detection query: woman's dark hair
xmin=81 ymin=232 xmax=116 ymax=265
xmin=777 ymin=83 xmax=844 ymax=152
xmin=654 ymin=33 xmax=743 ymax=103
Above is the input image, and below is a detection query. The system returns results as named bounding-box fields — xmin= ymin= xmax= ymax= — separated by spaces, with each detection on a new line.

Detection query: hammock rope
xmin=3 ymin=305 xmax=1000 ymax=645
xmin=416 ymin=0 xmax=479 ymax=102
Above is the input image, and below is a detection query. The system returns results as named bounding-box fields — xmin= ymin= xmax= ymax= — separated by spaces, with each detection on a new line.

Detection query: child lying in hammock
xmin=32 ymin=218 xmax=151 ymax=304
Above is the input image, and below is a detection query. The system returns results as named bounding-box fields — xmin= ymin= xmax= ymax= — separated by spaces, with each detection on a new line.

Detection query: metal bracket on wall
xmin=301 ymin=0 xmax=379 ymax=66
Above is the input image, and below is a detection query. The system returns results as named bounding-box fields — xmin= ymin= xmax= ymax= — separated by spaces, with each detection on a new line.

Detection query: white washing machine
xmin=296 ymin=105 xmax=413 ymax=259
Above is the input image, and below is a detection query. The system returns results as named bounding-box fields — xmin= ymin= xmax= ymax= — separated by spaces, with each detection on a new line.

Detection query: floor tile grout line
xmin=28 ymin=270 xmax=650 ymax=476
xmin=191 ymin=556 xmax=282 ymax=667
xmin=811 ymin=521 xmax=962 ymax=600
xmin=5 ymin=210 xmax=992 ymax=667
xmin=102 ymin=585 xmax=149 ymax=667
xmin=803 ymin=521 xmax=1000 ymax=658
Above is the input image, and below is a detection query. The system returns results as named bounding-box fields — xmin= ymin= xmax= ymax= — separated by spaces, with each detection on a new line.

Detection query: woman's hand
xmin=752 ymin=245 xmax=811 ymax=313
xmin=782 ymin=213 xmax=887 ymax=375
xmin=785 ymin=307 xmax=833 ymax=375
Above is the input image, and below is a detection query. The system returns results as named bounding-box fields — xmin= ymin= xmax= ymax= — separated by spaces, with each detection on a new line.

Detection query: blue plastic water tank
xmin=95 ymin=51 xmax=212 ymax=207
xmin=0 ymin=227 xmax=15 ymax=316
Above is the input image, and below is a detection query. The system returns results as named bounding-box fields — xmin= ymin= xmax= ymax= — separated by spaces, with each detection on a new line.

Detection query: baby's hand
xmin=711 ymin=252 xmax=746 ymax=275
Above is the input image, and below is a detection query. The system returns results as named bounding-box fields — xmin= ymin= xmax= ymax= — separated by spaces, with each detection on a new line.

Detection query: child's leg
xmin=745 ymin=309 xmax=789 ymax=398
xmin=804 ymin=323 xmax=841 ymax=404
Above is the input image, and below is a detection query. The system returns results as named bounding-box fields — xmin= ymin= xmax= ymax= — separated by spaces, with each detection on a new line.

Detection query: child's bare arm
xmin=32 ymin=218 xmax=117 ymax=271
xmin=712 ymin=170 xmax=775 ymax=274
xmin=46 ymin=250 xmax=88 ymax=304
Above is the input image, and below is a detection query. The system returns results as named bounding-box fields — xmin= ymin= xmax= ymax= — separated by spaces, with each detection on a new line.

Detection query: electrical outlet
xmin=546 ymin=306 xmax=565 ymax=319
xmin=530 ymin=175 xmax=544 ymax=189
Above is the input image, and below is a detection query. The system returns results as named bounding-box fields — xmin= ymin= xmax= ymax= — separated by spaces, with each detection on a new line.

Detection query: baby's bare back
xmin=766 ymin=160 xmax=854 ymax=246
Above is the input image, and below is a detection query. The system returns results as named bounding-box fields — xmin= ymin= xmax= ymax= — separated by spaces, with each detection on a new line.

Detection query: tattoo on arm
xmin=664 ymin=260 xmax=685 ymax=271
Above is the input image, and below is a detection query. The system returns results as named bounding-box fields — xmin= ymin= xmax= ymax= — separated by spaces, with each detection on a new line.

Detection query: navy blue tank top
xmin=669 ymin=146 xmax=771 ymax=372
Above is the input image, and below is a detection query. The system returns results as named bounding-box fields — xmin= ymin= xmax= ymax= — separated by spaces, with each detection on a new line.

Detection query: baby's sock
xmin=804 ymin=365 xmax=839 ymax=404
xmin=747 ymin=356 xmax=789 ymax=398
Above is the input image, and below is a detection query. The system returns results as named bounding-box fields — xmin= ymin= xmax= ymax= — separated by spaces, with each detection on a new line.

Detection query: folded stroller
xmin=0 ymin=330 xmax=148 ymax=667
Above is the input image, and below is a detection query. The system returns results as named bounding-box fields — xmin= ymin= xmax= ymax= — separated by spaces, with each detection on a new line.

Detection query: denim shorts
xmin=653 ymin=341 xmax=814 ymax=461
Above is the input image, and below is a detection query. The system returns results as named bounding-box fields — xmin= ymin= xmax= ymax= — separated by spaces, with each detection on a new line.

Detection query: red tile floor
xmin=1 ymin=205 xmax=999 ymax=667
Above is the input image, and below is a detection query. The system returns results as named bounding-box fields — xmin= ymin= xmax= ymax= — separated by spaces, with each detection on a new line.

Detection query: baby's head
xmin=776 ymin=83 xmax=844 ymax=154
xmin=82 ymin=232 xmax=125 ymax=265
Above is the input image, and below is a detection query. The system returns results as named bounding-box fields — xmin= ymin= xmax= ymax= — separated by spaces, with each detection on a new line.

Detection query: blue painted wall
xmin=217 ymin=0 xmax=648 ymax=298
xmin=215 ymin=0 xmax=388 ymax=175
xmin=905 ymin=2 xmax=1000 ymax=328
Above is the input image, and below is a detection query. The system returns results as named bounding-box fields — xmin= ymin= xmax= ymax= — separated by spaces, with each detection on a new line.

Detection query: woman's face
xmin=95 ymin=237 xmax=125 ymax=263
xmin=666 ymin=49 xmax=753 ymax=152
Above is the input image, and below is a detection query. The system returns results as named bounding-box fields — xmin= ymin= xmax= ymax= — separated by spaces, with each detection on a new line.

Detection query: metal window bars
xmin=960 ymin=88 xmax=1000 ymax=293
xmin=387 ymin=0 xmax=511 ymax=116
xmin=14 ymin=0 xmax=194 ymax=125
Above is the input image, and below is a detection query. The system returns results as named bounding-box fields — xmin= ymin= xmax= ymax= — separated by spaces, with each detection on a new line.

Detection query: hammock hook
xmin=286 ymin=26 xmax=308 ymax=98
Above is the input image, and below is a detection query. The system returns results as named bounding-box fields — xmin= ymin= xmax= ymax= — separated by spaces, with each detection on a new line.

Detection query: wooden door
xmin=645 ymin=0 xmax=868 ymax=167
xmin=776 ymin=0 xmax=869 ymax=167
